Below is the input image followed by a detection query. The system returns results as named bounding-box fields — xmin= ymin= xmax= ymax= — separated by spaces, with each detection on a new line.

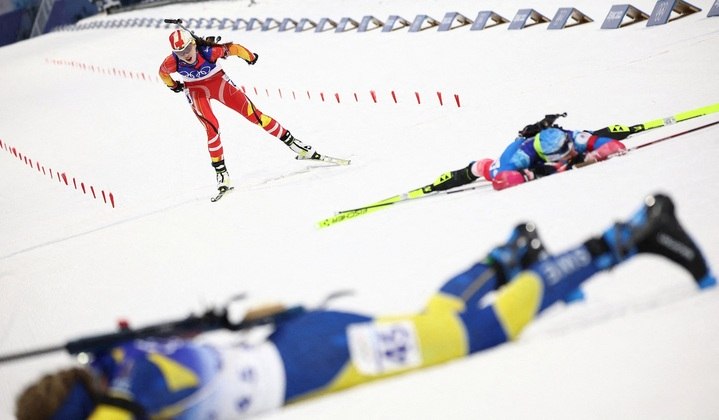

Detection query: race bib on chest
xmin=176 ymin=47 xmax=222 ymax=81
xmin=347 ymin=320 xmax=422 ymax=376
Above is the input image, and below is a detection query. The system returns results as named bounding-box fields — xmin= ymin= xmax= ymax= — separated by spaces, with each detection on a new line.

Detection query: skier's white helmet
xmin=169 ymin=29 xmax=195 ymax=55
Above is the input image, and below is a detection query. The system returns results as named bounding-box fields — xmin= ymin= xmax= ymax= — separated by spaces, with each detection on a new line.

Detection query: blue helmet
xmin=533 ymin=128 xmax=573 ymax=162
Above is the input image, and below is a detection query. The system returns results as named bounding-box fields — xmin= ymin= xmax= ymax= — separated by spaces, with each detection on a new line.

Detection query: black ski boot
xmin=599 ymin=193 xmax=716 ymax=289
xmin=281 ymin=131 xmax=320 ymax=160
xmin=486 ymin=223 xmax=584 ymax=302
xmin=212 ymin=160 xmax=231 ymax=191
xmin=485 ymin=222 xmax=548 ymax=288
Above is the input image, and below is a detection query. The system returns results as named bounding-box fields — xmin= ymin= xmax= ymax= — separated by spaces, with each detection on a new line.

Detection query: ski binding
xmin=211 ymin=186 xmax=234 ymax=202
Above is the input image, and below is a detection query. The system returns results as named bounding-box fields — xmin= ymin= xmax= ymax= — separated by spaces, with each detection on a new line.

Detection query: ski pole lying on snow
xmin=0 ymin=299 xmax=304 ymax=364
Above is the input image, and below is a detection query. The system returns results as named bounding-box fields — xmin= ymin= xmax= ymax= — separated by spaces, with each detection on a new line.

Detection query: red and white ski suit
xmin=159 ymin=43 xmax=287 ymax=163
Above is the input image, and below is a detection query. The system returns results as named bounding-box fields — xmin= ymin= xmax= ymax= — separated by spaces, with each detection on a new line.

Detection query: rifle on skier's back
xmin=0 ymin=298 xmax=303 ymax=364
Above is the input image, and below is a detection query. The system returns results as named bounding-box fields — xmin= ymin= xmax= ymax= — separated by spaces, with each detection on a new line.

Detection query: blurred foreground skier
xmin=159 ymin=29 xmax=321 ymax=194
xmin=15 ymin=193 xmax=715 ymax=419
xmin=429 ymin=113 xmax=627 ymax=192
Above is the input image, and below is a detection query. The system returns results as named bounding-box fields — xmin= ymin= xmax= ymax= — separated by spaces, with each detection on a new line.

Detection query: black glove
xmin=170 ymin=82 xmax=184 ymax=93
xmin=246 ymin=53 xmax=258 ymax=65
xmin=531 ymin=163 xmax=560 ymax=178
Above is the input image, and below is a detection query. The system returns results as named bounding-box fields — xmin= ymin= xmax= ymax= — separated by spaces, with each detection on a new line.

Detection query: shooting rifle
xmin=0 ymin=299 xmax=304 ymax=364
xmin=164 ymin=18 xmax=223 ymax=46
xmin=518 ymin=112 xmax=567 ymax=138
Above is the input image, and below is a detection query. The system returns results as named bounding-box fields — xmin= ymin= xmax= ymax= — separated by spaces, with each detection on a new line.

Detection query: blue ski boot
xmin=599 ymin=193 xmax=716 ymax=289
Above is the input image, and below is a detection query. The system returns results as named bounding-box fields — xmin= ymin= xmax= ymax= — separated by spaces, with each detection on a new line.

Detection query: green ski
xmin=594 ymin=102 xmax=719 ymax=140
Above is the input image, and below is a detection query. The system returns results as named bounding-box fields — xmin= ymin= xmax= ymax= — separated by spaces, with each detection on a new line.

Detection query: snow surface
xmin=1 ymin=0 xmax=718 ymax=418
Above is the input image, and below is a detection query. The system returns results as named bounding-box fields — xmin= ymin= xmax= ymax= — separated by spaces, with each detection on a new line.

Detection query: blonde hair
xmin=15 ymin=367 xmax=96 ymax=420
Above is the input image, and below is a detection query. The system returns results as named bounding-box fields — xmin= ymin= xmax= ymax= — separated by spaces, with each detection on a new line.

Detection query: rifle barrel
xmin=0 ymin=344 xmax=66 ymax=364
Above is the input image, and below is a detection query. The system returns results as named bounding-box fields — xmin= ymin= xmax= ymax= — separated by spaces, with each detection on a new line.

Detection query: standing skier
xmin=428 ymin=114 xmax=627 ymax=192
xmin=159 ymin=29 xmax=321 ymax=193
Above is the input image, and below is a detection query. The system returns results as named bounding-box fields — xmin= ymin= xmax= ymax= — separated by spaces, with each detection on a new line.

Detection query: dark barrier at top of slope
xmin=53 ymin=1 xmax=716 ymax=34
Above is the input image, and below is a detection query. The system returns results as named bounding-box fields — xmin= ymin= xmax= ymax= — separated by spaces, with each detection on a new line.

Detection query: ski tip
xmin=297 ymin=153 xmax=351 ymax=166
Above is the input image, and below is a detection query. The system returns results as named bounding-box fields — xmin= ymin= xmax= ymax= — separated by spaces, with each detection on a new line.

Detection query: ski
xmin=627 ymin=119 xmax=719 ymax=151
xmin=297 ymin=153 xmax=351 ymax=166
xmin=211 ymin=186 xmax=234 ymax=202
xmin=318 ymin=154 xmax=351 ymax=166
xmin=577 ymin=119 xmax=719 ymax=168
xmin=317 ymin=182 xmax=492 ymax=229
xmin=317 ymin=187 xmax=428 ymax=228
xmin=593 ymin=102 xmax=719 ymax=140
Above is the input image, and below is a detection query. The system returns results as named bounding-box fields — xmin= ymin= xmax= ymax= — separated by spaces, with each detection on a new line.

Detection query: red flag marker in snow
xmin=437 ymin=92 xmax=443 ymax=106
xmin=415 ymin=92 xmax=421 ymax=104
xmin=370 ymin=90 xmax=377 ymax=103
xmin=454 ymin=94 xmax=461 ymax=107
xmin=391 ymin=91 xmax=397 ymax=103
xmin=335 ymin=93 xmax=340 ymax=103
xmin=109 ymin=192 xmax=115 ymax=208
